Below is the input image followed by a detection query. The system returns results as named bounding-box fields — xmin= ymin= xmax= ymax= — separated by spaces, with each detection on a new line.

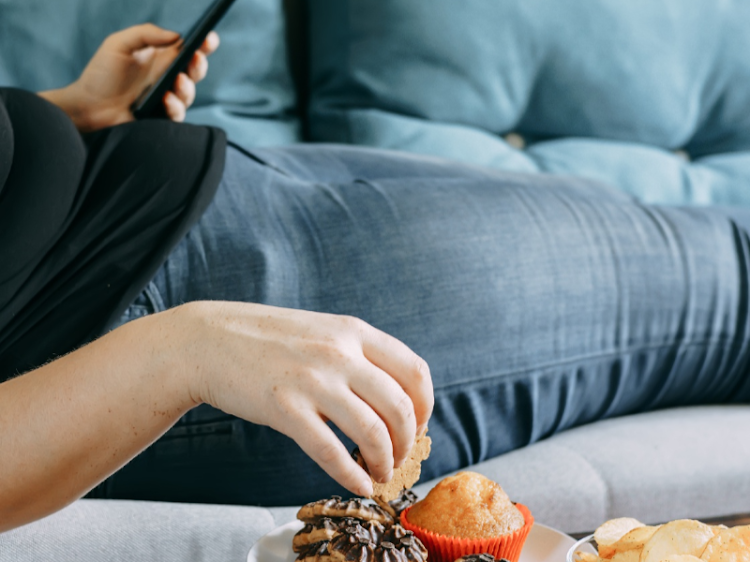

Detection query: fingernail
xmin=394 ymin=458 xmax=406 ymax=469
xmin=379 ymin=470 xmax=393 ymax=484
xmin=417 ymin=424 xmax=428 ymax=437
xmin=359 ymin=480 xmax=373 ymax=498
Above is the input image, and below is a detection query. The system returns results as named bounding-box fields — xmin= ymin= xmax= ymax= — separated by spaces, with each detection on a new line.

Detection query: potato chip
xmin=700 ymin=525 xmax=750 ymax=562
xmin=609 ymin=550 xmax=639 ymax=562
xmin=641 ymin=520 xmax=715 ymax=562
xmin=573 ymin=552 xmax=601 ymax=562
xmin=599 ymin=525 xmax=659 ymax=558
xmin=660 ymin=556 xmax=703 ymax=562
xmin=594 ymin=517 xmax=645 ymax=550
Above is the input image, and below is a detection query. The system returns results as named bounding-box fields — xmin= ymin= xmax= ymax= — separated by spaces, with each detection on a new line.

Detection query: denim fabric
xmin=100 ymin=145 xmax=750 ymax=506
xmin=307 ymin=0 xmax=750 ymax=205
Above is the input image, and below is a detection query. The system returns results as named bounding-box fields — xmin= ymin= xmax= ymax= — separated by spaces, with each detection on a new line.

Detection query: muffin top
xmin=406 ymin=472 xmax=525 ymax=539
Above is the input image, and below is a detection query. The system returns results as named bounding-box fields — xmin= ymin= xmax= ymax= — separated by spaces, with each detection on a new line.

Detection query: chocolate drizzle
xmin=382 ymin=528 xmax=427 ymax=562
xmin=456 ymin=555 xmax=510 ymax=562
xmin=388 ymin=490 xmax=418 ymax=517
xmin=293 ymin=518 xmax=341 ymax=552
xmin=295 ymin=541 xmax=331 ymax=562
xmin=378 ymin=542 xmax=407 ymax=562
xmin=298 ymin=496 xmax=394 ymax=525
xmin=329 ymin=529 xmax=378 ymax=562
xmin=295 ymin=495 xmax=426 ymax=562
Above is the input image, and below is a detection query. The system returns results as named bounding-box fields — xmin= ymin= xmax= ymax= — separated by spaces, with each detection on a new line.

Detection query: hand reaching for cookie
xmin=173 ymin=301 xmax=435 ymax=497
xmin=0 ymin=300 xmax=433 ymax=532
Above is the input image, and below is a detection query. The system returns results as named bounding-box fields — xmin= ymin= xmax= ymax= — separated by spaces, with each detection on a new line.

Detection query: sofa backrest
xmin=3 ymin=0 xmax=750 ymax=206
xmin=306 ymin=0 xmax=750 ymax=205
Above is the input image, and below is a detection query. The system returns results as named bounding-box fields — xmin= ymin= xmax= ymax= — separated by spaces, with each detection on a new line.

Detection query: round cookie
xmin=294 ymin=518 xmax=340 ymax=553
xmin=328 ymin=527 xmax=379 ymax=562
xmin=336 ymin=519 xmax=388 ymax=545
xmin=294 ymin=517 xmax=384 ymax=551
xmin=328 ymin=531 xmax=426 ymax=562
xmin=385 ymin=490 xmax=419 ymax=519
xmin=455 ymin=555 xmax=510 ymax=562
xmin=353 ymin=432 xmax=432 ymax=504
xmin=379 ymin=542 xmax=409 ymax=562
xmin=381 ymin=524 xmax=409 ymax=544
xmin=297 ymin=496 xmax=394 ymax=525
xmin=295 ymin=541 xmax=331 ymax=562
xmin=384 ymin=531 xmax=428 ymax=562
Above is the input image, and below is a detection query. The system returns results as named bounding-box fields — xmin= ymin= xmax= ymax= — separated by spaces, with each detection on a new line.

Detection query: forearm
xmin=0 ymin=308 xmax=196 ymax=532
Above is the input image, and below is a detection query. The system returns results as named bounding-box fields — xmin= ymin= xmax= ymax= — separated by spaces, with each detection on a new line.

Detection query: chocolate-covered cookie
xmin=382 ymin=528 xmax=428 ymax=562
xmin=295 ymin=541 xmax=331 ymax=562
xmin=328 ymin=528 xmax=379 ymax=562
xmin=378 ymin=542 xmax=408 ymax=562
xmin=294 ymin=518 xmax=341 ymax=553
xmin=297 ymin=496 xmax=394 ymax=525
xmin=387 ymin=490 xmax=419 ymax=519
xmin=381 ymin=525 xmax=408 ymax=544
xmin=455 ymin=555 xmax=510 ymax=562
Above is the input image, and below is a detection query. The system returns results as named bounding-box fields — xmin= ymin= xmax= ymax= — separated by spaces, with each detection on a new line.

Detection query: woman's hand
xmin=171 ymin=302 xmax=434 ymax=497
xmin=0 ymin=300 xmax=432 ymax=531
xmin=39 ymin=24 xmax=219 ymax=132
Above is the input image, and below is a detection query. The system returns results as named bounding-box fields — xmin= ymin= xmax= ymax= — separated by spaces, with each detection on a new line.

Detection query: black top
xmin=0 ymin=88 xmax=226 ymax=380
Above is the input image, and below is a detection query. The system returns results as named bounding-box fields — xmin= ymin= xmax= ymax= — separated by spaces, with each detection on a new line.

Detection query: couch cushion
xmin=307 ymin=0 xmax=750 ymax=205
xmin=0 ymin=0 xmax=299 ymax=148
xmin=413 ymin=405 xmax=750 ymax=533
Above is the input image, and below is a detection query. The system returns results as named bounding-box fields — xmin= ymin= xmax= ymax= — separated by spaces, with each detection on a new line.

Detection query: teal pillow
xmin=0 ymin=0 xmax=299 ymax=148
xmin=308 ymin=0 xmax=750 ymax=205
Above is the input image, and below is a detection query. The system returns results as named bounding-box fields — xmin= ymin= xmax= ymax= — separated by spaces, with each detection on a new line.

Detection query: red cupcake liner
xmin=400 ymin=503 xmax=534 ymax=562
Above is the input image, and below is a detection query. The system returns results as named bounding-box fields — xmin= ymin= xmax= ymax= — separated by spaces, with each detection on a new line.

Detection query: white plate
xmin=248 ymin=520 xmax=581 ymax=562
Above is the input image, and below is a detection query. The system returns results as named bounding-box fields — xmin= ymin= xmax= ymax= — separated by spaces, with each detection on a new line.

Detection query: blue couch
xmin=2 ymin=1 xmax=750 ymax=560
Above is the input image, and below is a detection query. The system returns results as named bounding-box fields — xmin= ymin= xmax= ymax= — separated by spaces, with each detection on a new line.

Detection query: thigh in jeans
xmin=99 ymin=145 xmax=750 ymax=506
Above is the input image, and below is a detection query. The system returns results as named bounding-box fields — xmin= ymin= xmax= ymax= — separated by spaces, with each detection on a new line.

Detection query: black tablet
xmin=131 ymin=0 xmax=238 ymax=120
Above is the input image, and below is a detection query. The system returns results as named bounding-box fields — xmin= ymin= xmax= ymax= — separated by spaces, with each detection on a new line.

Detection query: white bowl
xmin=566 ymin=534 xmax=597 ymax=562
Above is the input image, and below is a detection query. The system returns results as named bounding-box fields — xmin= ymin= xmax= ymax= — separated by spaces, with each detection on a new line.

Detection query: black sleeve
xmin=0 ymin=99 xmax=13 ymax=197
xmin=0 ymin=88 xmax=226 ymax=380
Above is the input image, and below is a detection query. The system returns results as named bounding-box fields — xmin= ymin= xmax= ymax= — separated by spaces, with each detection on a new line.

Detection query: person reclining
xmin=2 ymin=25 xmax=749 ymax=533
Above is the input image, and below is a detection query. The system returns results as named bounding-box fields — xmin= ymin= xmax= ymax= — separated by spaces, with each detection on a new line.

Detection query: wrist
xmin=38 ymin=83 xmax=95 ymax=133
xmin=145 ymin=303 xmax=210 ymax=409
xmin=124 ymin=307 xmax=203 ymax=412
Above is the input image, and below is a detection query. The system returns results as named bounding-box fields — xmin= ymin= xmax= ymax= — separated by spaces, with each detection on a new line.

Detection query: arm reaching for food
xmin=38 ymin=24 xmax=219 ymax=132
xmin=0 ymin=302 xmax=433 ymax=533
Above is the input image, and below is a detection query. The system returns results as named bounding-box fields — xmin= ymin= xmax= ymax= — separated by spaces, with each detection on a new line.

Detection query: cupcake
xmin=400 ymin=472 xmax=533 ymax=562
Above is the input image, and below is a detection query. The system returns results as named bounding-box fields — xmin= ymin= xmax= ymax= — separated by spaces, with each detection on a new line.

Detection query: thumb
xmin=109 ymin=24 xmax=180 ymax=53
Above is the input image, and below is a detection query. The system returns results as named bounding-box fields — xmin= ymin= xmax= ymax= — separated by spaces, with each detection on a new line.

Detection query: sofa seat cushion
xmin=307 ymin=0 xmax=750 ymax=205
xmin=413 ymin=404 xmax=750 ymax=533
xmin=0 ymin=0 xmax=299 ymax=149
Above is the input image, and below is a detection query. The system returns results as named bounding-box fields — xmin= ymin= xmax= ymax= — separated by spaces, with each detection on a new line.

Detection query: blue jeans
xmin=95 ymin=145 xmax=750 ymax=506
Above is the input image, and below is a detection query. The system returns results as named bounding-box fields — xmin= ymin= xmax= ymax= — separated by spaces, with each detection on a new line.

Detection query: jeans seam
xmin=438 ymin=336 xmax=750 ymax=391
xmin=144 ymin=281 xmax=167 ymax=313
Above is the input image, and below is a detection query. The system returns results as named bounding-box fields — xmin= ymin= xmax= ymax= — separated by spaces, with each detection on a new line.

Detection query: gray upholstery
xmin=3 ymin=405 xmax=749 ymax=561
xmin=413 ymin=405 xmax=750 ymax=533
